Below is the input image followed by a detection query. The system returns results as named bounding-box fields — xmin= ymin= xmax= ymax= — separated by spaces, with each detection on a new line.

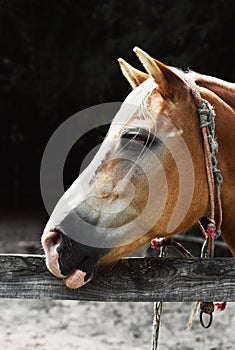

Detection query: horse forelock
xmin=106 ymin=77 xmax=158 ymax=140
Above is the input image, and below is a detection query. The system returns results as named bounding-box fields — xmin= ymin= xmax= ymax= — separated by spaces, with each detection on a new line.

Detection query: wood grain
xmin=0 ymin=254 xmax=234 ymax=301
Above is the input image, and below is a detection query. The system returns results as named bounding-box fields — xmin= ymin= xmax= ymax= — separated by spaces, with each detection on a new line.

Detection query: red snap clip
xmin=207 ymin=227 xmax=216 ymax=237
xmin=214 ymin=302 xmax=226 ymax=311
xmin=151 ymin=239 xmax=163 ymax=250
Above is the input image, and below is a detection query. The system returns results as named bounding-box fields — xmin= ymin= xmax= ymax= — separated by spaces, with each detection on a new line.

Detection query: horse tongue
xmin=64 ymin=269 xmax=86 ymax=289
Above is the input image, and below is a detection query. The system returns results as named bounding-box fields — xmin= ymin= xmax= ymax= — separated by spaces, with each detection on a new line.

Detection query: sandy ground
xmin=0 ymin=210 xmax=235 ymax=349
xmin=0 ymin=300 xmax=235 ymax=350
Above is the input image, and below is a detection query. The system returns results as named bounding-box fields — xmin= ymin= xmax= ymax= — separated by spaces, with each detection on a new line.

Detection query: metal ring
xmin=200 ymin=311 xmax=213 ymax=328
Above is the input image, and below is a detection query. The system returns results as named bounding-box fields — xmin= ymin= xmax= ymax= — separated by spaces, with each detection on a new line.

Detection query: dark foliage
xmin=1 ymin=0 xmax=235 ymax=206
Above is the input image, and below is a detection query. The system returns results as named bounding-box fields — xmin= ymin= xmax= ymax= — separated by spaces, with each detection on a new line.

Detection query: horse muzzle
xmin=41 ymin=227 xmax=108 ymax=289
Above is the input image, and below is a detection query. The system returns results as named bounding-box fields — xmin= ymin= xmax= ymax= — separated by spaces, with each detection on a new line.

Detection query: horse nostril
xmin=51 ymin=232 xmax=61 ymax=246
xmin=42 ymin=230 xmax=62 ymax=254
xmin=55 ymin=234 xmax=64 ymax=254
xmin=47 ymin=230 xmax=62 ymax=250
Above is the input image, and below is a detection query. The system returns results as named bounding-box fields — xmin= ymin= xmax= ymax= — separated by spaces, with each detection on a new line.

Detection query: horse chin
xmin=63 ymin=268 xmax=94 ymax=289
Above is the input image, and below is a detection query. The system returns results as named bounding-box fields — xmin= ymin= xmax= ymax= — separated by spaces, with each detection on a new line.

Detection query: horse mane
xmin=188 ymin=71 xmax=235 ymax=110
xmin=170 ymin=66 xmax=235 ymax=110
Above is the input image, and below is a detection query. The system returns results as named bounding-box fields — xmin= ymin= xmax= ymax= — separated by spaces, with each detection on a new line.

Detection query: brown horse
xmin=41 ymin=47 xmax=235 ymax=289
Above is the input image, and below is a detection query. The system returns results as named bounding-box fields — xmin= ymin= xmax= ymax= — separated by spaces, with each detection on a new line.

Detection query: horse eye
xmin=121 ymin=128 xmax=157 ymax=148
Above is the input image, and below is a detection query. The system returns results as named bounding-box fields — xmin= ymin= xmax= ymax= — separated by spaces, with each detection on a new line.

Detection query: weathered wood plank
xmin=0 ymin=254 xmax=234 ymax=301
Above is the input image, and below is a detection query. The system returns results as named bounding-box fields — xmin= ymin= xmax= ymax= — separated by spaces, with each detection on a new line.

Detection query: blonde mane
xmin=168 ymin=66 xmax=235 ymax=110
xmin=189 ymin=71 xmax=235 ymax=110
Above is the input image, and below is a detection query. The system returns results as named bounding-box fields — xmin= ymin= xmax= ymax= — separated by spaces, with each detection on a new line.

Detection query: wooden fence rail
xmin=0 ymin=254 xmax=234 ymax=301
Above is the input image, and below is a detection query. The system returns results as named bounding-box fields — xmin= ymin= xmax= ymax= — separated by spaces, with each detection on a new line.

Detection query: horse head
xmin=41 ymin=47 xmax=211 ymax=288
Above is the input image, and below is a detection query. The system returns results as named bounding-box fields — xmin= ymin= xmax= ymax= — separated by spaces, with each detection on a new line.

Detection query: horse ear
xmin=118 ymin=58 xmax=148 ymax=88
xmin=133 ymin=46 xmax=185 ymax=96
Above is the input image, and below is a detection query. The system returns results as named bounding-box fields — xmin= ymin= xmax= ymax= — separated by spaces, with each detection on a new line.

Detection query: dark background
xmin=1 ymin=0 xmax=235 ymax=211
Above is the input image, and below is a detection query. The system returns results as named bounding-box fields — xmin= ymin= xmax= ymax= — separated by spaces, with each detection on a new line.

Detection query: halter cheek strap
xmin=195 ymin=97 xmax=223 ymax=258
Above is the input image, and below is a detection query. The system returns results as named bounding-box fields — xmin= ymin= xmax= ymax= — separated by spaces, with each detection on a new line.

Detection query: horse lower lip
xmin=64 ymin=269 xmax=88 ymax=289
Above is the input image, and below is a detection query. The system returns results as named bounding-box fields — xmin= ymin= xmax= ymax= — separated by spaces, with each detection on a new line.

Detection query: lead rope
xmin=151 ymin=245 xmax=166 ymax=350
xmin=151 ymin=302 xmax=162 ymax=350
xmin=150 ymin=238 xmax=194 ymax=350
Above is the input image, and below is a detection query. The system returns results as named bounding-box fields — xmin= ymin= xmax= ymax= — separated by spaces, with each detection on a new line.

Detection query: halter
xmin=151 ymin=82 xmax=225 ymax=329
xmin=193 ymin=90 xmax=223 ymax=259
